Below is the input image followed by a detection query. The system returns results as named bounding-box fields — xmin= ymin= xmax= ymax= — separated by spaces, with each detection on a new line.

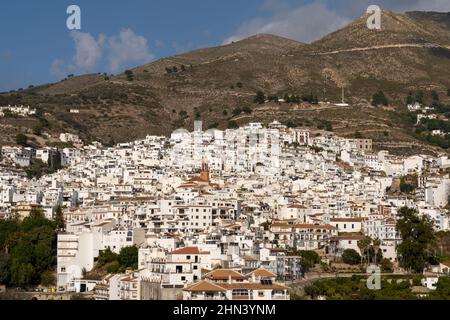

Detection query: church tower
xmin=200 ymin=157 xmax=210 ymax=182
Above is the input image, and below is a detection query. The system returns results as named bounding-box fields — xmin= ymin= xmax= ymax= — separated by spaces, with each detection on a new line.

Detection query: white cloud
xmin=50 ymin=59 xmax=67 ymax=78
xmin=350 ymin=0 xmax=450 ymax=13
xmin=224 ymin=0 xmax=450 ymax=45
xmin=50 ymin=29 xmax=153 ymax=77
xmin=70 ymin=31 xmax=103 ymax=71
xmin=224 ymin=2 xmax=351 ymax=44
xmin=107 ymin=29 xmax=154 ymax=71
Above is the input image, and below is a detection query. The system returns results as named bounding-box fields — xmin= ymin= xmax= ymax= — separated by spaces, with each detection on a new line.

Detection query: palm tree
xmin=358 ymin=237 xmax=373 ymax=265
xmin=357 ymin=240 xmax=365 ymax=265
xmin=372 ymin=239 xmax=381 ymax=265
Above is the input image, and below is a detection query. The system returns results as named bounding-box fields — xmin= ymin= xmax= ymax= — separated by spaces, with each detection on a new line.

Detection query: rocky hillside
xmin=1 ymin=10 xmax=450 ymax=155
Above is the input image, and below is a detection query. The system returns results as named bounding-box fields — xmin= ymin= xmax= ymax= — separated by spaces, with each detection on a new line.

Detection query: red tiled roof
xmin=204 ymin=269 xmax=246 ymax=281
xmin=330 ymin=218 xmax=363 ymax=222
xmin=170 ymin=247 xmax=201 ymax=255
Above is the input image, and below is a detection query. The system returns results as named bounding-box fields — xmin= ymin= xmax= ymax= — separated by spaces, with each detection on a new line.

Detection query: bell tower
xmin=200 ymin=157 xmax=210 ymax=182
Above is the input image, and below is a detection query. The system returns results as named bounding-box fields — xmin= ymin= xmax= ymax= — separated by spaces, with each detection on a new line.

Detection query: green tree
xmin=41 ymin=271 xmax=56 ymax=287
xmin=16 ymin=133 xmax=28 ymax=146
xmin=232 ymin=107 xmax=242 ymax=116
xmin=372 ymin=91 xmax=389 ymax=107
xmin=54 ymin=206 xmax=65 ymax=231
xmin=290 ymin=250 xmax=320 ymax=274
xmin=267 ymin=95 xmax=278 ymax=102
xmin=228 ymin=121 xmax=239 ymax=129
xmin=33 ymin=240 xmax=54 ymax=272
xmin=106 ymin=261 xmax=121 ymax=273
xmin=284 ymin=94 xmax=291 ymax=103
xmin=10 ymin=261 xmax=35 ymax=286
xmin=431 ymin=277 xmax=450 ymax=300
xmin=381 ymin=258 xmax=393 ymax=273
xmin=406 ymin=93 xmax=415 ymax=105
xmin=33 ymin=124 xmax=43 ymax=136
xmin=0 ymin=210 xmax=57 ymax=287
xmin=242 ymin=106 xmax=253 ymax=114
xmin=415 ymin=91 xmax=424 ymax=104
xmin=357 ymin=236 xmax=372 ymax=264
xmin=179 ymin=110 xmax=188 ymax=119
xmin=342 ymin=249 xmax=361 ymax=265
xmin=304 ymin=284 xmax=321 ymax=299
xmin=396 ymin=207 xmax=436 ymax=273
xmin=71 ymin=293 xmax=88 ymax=300
xmin=97 ymin=248 xmax=119 ymax=267
xmin=372 ymin=239 xmax=382 ymax=265
xmin=0 ymin=252 xmax=11 ymax=284
xmin=431 ymin=90 xmax=439 ymax=101
xmin=124 ymin=70 xmax=134 ymax=81
xmin=254 ymin=91 xmax=266 ymax=104
xmin=118 ymin=246 xmax=138 ymax=270
xmin=400 ymin=177 xmax=416 ymax=193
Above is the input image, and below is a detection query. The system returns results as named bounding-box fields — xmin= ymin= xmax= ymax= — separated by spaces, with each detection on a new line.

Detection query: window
xmin=193 ymin=265 xmax=198 ymax=270
xmin=232 ymin=289 xmax=249 ymax=297
xmin=258 ymin=291 xmax=264 ymax=297
xmin=186 ymin=255 xmax=191 ymax=260
xmin=181 ymin=276 xmax=186 ymax=281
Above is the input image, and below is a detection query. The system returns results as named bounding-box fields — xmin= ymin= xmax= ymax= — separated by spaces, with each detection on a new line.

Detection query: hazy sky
xmin=1 ymin=0 xmax=449 ymax=92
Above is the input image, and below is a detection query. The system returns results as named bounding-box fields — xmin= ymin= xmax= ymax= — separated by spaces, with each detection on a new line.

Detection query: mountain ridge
xmin=1 ymin=10 xmax=450 ymax=155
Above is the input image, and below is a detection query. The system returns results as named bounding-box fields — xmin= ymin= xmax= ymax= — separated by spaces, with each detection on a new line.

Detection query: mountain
xmin=1 ymin=10 xmax=450 ymax=155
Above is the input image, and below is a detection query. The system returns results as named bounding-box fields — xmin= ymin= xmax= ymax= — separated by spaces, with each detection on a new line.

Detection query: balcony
xmin=190 ymin=296 xmax=225 ymax=301
xmin=271 ymin=295 xmax=289 ymax=300
xmin=232 ymin=296 xmax=253 ymax=300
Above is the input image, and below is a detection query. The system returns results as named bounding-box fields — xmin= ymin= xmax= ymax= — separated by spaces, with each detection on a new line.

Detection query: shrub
xmin=41 ymin=271 xmax=56 ymax=287
xmin=242 ymin=106 xmax=252 ymax=114
xmin=16 ymin=133 xmax=28 ymax=146
xmin=304 ymin=285 xmax=321 ymax=299
xmin=342 ymin=249 xmax=361 ymax=265
xmin=228 ymin=121 xmax=239 ymax=129
xmin=118 ymin=246 xmax=138 ymax=270
xmin=106 ymin=261 xmax=120 ymax=274
xmin=381 ymin=258 xmax=393 ymax=273
xmin=254 ymin=91 xmax=266 ymax=104
xmin=232 ymin=107 xmax=242 ymax=116
xmin=372 ymin=90 xmax=389 ymax=106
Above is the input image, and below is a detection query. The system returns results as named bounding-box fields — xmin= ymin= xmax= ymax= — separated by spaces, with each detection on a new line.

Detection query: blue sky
xmin=1 ymin=0 xmax=449 ymax=92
